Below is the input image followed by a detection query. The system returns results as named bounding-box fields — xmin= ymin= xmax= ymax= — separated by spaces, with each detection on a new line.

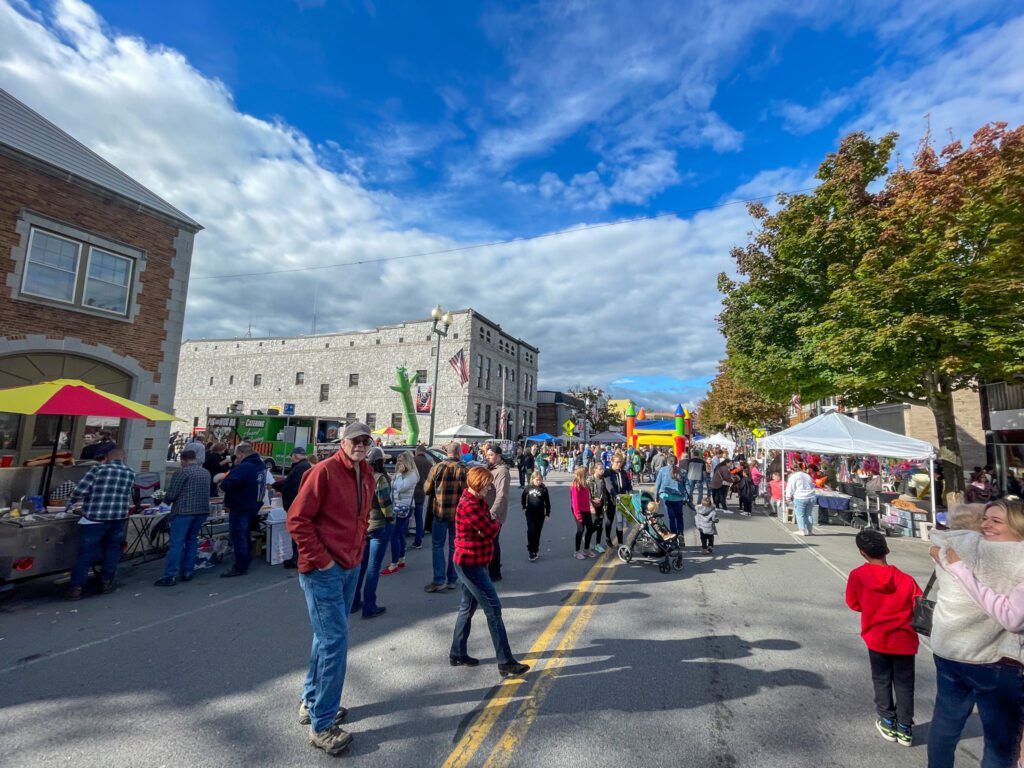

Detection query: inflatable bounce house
xmin=625 ymin=402 xmax=692 ymax=460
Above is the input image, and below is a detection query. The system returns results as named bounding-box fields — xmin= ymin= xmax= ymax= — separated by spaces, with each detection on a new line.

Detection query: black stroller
xmin=615 ymin=491 xmax=684 ymax=574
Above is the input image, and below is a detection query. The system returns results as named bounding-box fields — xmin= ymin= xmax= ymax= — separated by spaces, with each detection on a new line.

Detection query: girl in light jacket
xmin=383 ymin=452 xmax=418 ymax=575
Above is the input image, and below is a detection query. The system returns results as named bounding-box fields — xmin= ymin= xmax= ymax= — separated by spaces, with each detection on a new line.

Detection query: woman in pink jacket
xmin=570 ymin=467 xmax=597 ymax=560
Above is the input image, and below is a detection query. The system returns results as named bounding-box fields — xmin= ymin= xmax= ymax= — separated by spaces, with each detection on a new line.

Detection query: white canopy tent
xmin=757 ymin=411 xmax=938 ymax=520
xmin=695 ymin=432 xmax=737 ymax=453
xmin=434 ymin=424 xmax=493 ymax=440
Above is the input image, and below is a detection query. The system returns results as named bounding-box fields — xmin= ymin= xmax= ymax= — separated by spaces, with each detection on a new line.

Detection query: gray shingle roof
xmin=0 ymin=88 xmax=201 ymax=230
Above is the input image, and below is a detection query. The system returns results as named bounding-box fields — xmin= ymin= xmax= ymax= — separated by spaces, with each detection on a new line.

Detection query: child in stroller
xmin=616 ymin=491 xmax=684 ymax=573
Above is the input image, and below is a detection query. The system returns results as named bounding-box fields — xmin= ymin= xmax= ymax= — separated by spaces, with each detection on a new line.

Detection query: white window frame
xmin=83 ymin=246 xmax=133 ymax=316
xmin=20 ymin=228 xmax=81 ymax=306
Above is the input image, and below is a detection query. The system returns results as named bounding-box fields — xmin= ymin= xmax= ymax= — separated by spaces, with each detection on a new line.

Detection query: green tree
xmin=567 ymin=386 xmax=616 ymax=436
xmin=696 ymin=361 xmax=788 ymax=434
xmin=719 ymin=124 xmax=1024 ymax=491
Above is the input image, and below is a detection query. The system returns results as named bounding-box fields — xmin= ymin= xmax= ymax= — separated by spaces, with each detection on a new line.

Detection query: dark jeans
xmin=663 ymin=499 xmax=685 ymax=534
xmin=354 ymin=523 xmax=392 ymax=615
xmin=685 ymin=477 xmax=705 ymax=506
xmin=603 ymin=504 xmax=620 ymax=546
xmin=518 ymin=465 xmax=529 ymax=487
xmin=412 ymin=500 xmax=424 ymax=546
xmin=390 ymin=515 xmax=409 ymax=563
xmin=70 ymin=519 xmax=127 ymax=588
xmin=451 ymin=563 xmax=514 ymax=665
xmin=591 ymin=504 xmax=606 ymax=544
xmin=711 ymin=486 xmax=728 ymax=510
xmin=431 ymin=518 xmax=457 ymax=586
xmin=928 ymin=656 xmax=1024 ymax=768
xmin=739 ymin=496 xmax=753 ymax=514
xmin=489 ymin=529 xmax=502 ymax=578
xmin=699 ymin=532 xmax=715 ymax=549
xmin=868 ymin=649 xmax=915 ymax=724
xmin=228 ymin=508 xmax=258 ymax=573
xmin=525 ymin=509 xmax=546 ymax=556
xmin=162 ymin=514 xmax=208 ymax=580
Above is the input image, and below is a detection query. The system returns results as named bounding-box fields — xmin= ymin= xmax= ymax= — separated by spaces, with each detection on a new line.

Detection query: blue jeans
xmin=686 ymin=477 xmax=704 ymax=506
xmin=431 ymin=518 xmax=457 ymax=586
xmin=162 ymin=514 xmax=208 ymax=579
xmin=793 ymin=497 xmax=816 ymax=532
xmin=412 ymin=500 xmax=424 ymax=546
xmin=928 ymin=656 xmax=1024 ymax=768
xmin=299 ymin=564 xmax=360 ymax=733
xmin=353 ymin=523 xmax=392 ymax=615
xmin=70 ymin=519 xmax=127 ymax=588
xmin=228 ymin=508 xmax=258 ymax=572
xmin=390 ymin=515 xmax=409 ymax=563
xmin=663 ymin=498 xmax=685 ymax=534
xmin=451 ymin=563 xmax=514 ymax=665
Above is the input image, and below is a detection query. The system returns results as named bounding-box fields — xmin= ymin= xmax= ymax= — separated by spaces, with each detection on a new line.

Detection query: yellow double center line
xmin=443 ymin=553 xmax=618 ymax=768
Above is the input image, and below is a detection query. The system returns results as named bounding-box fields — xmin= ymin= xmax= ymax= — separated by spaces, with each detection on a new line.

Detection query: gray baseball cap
xmin=342 ymin=422 xmax=372 ymax=440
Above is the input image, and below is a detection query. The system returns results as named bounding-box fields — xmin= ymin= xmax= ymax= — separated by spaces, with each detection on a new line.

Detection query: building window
xmin=320 ymin=383 xmax=330 ymax=402
xmin=349 ymin=373 xmax=359 ymax=387
xmin=485 ymin=357 xmax=492 ymax=390
xmin=325 ymin=342 xmax=330 ymax=348
xmin=84 ymin=248 xmax=133 ymax=314
xmin=209 ymin=376 xmax=214 ymax=386
xmin=350 ymin=341 xmax=354 ymax=347
xmin=398 ymin=337 xmax=403 ymax=344
xmin=391 ymin=413 xmax=402 ymax=430
xmin=254 ymin=374 xmax=262 ymax=387
xmin=346 ymin=412 xmax=357 ymax=423
xmin=473 ymin=403 xmax=481 ymax=428
xmin=484 ymin=404 xmax=491 ymax=432
xmin=476 ymin=354 xmax=483 ymax=388
xmin=365 ymin=413 xmax=376 ymax=429
xmin=21 ymin=229 xmax=80 ymax=304
xmin=375 ymin=338 xmax=380 ymax=345
xmin=511 ymin=370 xmax=515 ymax=383
xmin=453 ymin=333 xmax=459 ymax=339
xmin=415 ymin=369 xmax=427 ymax=384
xmin=229 ymin=375 xmax=234 ymax=385
xmin=479 ymin=327 xmax=485 ymax=339
xmin=295 ymin=372 xmax=305 ymax=385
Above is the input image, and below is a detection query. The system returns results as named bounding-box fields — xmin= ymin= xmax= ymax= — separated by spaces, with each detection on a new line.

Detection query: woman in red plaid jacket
xmin=449 ymin=466 xmax=530 ymax=678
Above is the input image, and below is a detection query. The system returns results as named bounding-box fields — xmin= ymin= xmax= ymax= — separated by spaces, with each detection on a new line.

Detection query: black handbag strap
xmin=921 ymin=571 xmax=937 ymax=598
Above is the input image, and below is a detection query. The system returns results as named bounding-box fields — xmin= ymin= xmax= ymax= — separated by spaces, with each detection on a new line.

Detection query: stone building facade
xmin=174 ymin=309 xmax=539 ymax=444
xmin=0 ymin=88 xmax=200 ymax=477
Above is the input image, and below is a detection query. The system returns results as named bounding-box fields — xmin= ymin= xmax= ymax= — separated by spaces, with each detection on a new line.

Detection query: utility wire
xmin=191 ymin=186 xmax=816 ymax=281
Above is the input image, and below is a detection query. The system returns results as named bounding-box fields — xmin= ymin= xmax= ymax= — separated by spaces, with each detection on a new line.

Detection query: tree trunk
xmin=925 ymin=372 xmax=965 ymax=495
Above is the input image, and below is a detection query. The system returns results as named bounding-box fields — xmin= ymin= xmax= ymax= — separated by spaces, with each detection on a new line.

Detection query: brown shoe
xmin=100 ymin=581 xmax=116 ymax=595
xmin=309 ymin=724 xmax=353 ymax=756
xmin=298 ymin=700 xmax=347 ymax=726
xmin=424 ymin=582 xmax=445 ymax=593
xmin=65 ymin=586 xmax=84 ymax=601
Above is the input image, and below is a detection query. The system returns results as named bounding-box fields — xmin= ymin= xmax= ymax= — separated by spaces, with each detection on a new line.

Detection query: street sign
xmin=283 ymin=403 xmax=295 ymax=415
xmin=563 ymin=419 xmax=575 ymax=433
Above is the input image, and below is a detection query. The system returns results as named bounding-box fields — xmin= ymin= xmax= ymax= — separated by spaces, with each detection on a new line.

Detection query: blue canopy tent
xmin=525 ymin=433 xmax=558 ymax=442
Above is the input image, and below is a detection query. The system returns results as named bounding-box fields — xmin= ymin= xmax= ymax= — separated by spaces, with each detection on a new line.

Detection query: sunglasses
xmin=348 ymin=436 xmax=372 ymax=446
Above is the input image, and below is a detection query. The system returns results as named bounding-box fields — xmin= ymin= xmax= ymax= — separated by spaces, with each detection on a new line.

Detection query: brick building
xmin=174 ymin=309 xmax=539 ymax=444
xmin=0 ymin=88 xmax=201 ymax=477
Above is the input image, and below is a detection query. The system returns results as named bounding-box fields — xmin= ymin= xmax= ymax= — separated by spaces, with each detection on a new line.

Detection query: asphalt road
xmin=0 ymin=474 xmax=985 ymax=767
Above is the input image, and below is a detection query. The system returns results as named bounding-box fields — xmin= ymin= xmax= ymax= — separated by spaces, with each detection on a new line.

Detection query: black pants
xmin=591 ymin=505 xmax=605 ymax=544
xmin=518 ymin=466 xmax=529 ymax=487
xmin=574 ymin=513 xmax=595 ymax=552
xmin=739 ymin=496 xmax=753 ymax=513
xmin=603 ymin=505 xmax=620 ymax=546
xmin=699 ymin=532 xmax=715 ymax=548
xmin=525 ymin=510 xmax=546 ymax=556
xmin=489 ymin=529 xmax=502 ymax=578
xmin=868 ymin=649 xmax=915 ymax=724
xmin=711 ymin=486 xmax=728 ymax=509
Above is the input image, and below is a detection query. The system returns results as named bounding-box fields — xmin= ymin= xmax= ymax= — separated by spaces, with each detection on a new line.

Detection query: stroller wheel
xmin=617 ymin=545 xmax=632 ymax=563
xmin=658 ymin=561 xmax=671 ymax=574
xmin=672 ymin=554 xmax=684 ymax=571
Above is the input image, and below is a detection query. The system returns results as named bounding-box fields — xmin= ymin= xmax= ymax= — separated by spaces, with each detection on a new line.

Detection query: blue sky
xmin=3 ymin=0 xmax=1023 ymax=411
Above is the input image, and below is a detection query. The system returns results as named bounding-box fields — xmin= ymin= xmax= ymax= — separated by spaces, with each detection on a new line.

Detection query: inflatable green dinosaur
xmin=390 ymin=367 xmax=419 ymax=445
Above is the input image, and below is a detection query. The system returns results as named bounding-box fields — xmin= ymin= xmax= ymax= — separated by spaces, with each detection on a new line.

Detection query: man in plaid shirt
xmin=423 ymin=443 xmax=468 ymax=592
xmin=154 ymin=449 xmax=211 ymax=587
xmin=66 ymin=448 xmax=136 ymax=600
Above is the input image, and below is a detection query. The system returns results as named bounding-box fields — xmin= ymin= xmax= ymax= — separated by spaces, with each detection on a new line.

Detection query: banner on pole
xmin=415 ymin=384 xmax=433 ymax=414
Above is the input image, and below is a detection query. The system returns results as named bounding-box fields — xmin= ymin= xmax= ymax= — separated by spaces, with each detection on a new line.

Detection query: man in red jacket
xmin=287 ymin=421 xmax=376 ymax=757
xmin=845 ymin=529 xmax=923 ymax=748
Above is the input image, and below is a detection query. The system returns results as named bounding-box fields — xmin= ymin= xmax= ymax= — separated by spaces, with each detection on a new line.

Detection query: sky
xmin=2 ymin=0 xmax=1023 ymax=412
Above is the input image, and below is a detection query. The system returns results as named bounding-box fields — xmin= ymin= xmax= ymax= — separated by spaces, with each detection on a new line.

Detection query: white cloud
xmin=0 ymin=0 xmax=747 ymax=407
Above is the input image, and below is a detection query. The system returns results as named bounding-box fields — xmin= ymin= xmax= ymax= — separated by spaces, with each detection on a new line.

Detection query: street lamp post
xmin=427 ymin=304 xmax=453 ymax=447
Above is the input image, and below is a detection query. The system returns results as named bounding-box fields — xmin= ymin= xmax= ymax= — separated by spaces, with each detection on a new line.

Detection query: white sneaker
xmin=794 ymin=530 xmax=806 ymax=536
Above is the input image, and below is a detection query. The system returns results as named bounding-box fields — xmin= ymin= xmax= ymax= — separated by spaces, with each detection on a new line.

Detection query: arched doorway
xmin=0 ymin=352 xmax=134 ymax=465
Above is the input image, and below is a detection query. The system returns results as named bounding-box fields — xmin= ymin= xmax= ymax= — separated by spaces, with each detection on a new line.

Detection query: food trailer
xmin=205 ymin=414 xmax=345 ymax=470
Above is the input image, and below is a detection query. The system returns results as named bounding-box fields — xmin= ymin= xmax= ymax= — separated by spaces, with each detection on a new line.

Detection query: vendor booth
xmin=757 ymin=411 xmax=937 ymax=532
xmin=695 ymin=433 xmax=738 ymax=454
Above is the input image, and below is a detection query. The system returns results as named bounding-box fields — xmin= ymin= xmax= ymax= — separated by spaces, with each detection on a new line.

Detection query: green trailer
xmin=205 ymin=414 xmax=330 ymax=471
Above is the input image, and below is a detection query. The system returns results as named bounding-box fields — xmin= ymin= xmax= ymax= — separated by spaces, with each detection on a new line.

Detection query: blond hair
xmin=985 ymin=497 xmax=1024 ymax=539
xmin=572 ymin=466 xmax=587 ymax=489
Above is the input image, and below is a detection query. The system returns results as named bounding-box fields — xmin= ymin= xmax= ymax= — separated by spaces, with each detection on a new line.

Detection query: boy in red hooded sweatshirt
xmin=845 ymin=529 xmax=923 ymax=748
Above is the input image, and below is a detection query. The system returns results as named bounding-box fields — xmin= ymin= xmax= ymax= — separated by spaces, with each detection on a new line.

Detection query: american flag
xmin=448 ymin=349 xmax=470 ymax=386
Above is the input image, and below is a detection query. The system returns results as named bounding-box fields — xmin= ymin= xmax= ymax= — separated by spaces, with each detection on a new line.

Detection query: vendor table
xmin=123 ymin=511 xmax=171 ymax=562
xmin=815 ymin=491 xmax=852 ymax=526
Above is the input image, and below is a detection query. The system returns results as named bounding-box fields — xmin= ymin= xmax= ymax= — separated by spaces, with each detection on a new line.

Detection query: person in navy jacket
xmin=219 ymin=442 xmax=267 ymax=577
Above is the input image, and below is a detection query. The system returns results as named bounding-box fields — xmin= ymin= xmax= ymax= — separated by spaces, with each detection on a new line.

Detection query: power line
xmin=191 ymin=186 xmax=816 ymax=281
